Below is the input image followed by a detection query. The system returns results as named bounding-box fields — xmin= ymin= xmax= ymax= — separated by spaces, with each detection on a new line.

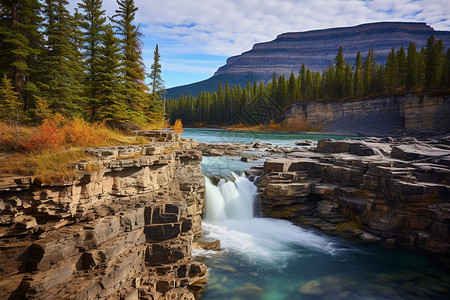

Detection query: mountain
xmin=166 ymin=22 xmax=450 ymax=99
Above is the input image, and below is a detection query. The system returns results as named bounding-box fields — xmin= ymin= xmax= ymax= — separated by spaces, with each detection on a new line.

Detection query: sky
xmin=68 ymin=0 xmax=450 ymax=88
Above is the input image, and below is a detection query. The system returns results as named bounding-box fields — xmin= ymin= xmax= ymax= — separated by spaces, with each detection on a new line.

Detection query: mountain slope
xmin=166 ymin=22 xmax=450 ymax=98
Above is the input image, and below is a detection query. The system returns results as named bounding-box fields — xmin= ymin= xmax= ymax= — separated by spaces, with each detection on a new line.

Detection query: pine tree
xmin=385 ymin=47 xmax=398 ymax=93
xmin=147 ymin=43 xmax=165 ymax=125
xmin=0 ymin=0 xmax=42 ymax=109
xmin=299 ymin=63 xmax=306 ymax=99
xmin=149 ymin=44 xmax=164 ymax=95
xmin=287 ymin=72 xmax=297 ymax=105
xmin=424 ymin=35 xmax=445 ymax=89
xmin=406 ymin=42 xmax=418 ymax=89
xmin=38 ymin=0 xmax=85 ymax=116
xmin=335 ymin=46 xmax=346 ymax=97
xmin=90 ymin=24 xmax=129 ymax=122
xmin=0 ymin=75 xmax=21 ymax=123
xmin=78 ymin=0 xmax=107 ymax=94
xmin=397 ymin=46 xmax=407 ymax=89
xmin=363 ymin=49 xmax=375 ymax=95
xmin=354 ymin=51 xmax=363 ymax=97
xmin=444 ymin=49 xmax=450 ymax=88
xmin=112 ymin=0 xmax=148 ymax=124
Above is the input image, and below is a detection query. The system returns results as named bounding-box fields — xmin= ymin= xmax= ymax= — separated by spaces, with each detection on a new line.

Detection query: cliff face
xmin=0 ymin=131 xmax=206 ymax=299
xmin=255 ymin=137 xmax=450 ymax=254
xmin=284 ymin=93 xmax=450 ymax=136
xmin=215 ymin=22 xmax=450 ymax=78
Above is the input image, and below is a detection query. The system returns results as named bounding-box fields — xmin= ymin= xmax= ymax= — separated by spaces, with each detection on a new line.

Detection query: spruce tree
xmin=406 ymin=42 xmax=418 ymax=89
xmin=363 ymin=49 xmax=375 ymax=95
xmin=397 ymin=46 xmax=407 ymax=88
xmin=335 ymin=46 xmax=346 ymax=97
xmin=38 ymin=0 xmax=85 ymax=116
xmin=424 ymin=35 xmax=445 ymax=89
xmin=354 ymin=51 xmax=363 ymax=97
xmin=385 ymin=47 xmax=398 ymax=93
xmin=78 ymin=0 xmax=107 ymax=95
xmin=112 ymin=0 xmax=148 ymax=124
xmin=287 ymin=72 xmax=297 ymax=105
xmin=0 ymin=0 xmax=42 ymax=109
xmin=0 ymin=75 xmax=21 ymax=123
xmin=149 ymin=44 xmax=164 ymax=95
xmin=91 ymin=25 xmax=129 ymax=122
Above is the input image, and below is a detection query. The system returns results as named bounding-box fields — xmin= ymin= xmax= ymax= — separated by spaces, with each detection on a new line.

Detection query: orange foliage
xmin=62 ymin=118 xmax=110 ymax=147
xmin=171 ymin=119 xmax=184 ymax=134
xmin=21 ymin=119 xmax=64 ymax=152
xmin=20 ymin=118 xmax=112 ymax=152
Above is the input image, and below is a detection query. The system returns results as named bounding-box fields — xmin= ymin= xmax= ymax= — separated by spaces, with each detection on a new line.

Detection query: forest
xmin=0 ymin=0 xmax=165 ymax=129
xmin=166 ymin=36 xmax=450 ymax=126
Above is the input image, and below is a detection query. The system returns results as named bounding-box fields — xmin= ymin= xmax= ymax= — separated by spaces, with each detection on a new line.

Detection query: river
xmin=181 ymin=128 xmax=450 ymax=300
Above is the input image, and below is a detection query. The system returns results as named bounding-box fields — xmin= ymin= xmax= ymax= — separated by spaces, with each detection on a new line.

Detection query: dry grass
xmin=0 ymin=119 xmax=154 ymax=184
xmin=0 ymin=148 xmax=90 ymax=183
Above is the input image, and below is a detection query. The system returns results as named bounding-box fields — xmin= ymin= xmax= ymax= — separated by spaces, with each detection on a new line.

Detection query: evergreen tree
xmin=335 ymin=46 xmax=346 ymax=97
xmin=406 ymin=42 xmax=418 ymax=89
xmin=444 ymin=49 xmax=450 ymax=88
xmin=354 ymin=51 xmax=363 ymax=97
xmin=78 ymin=0 xmax=107 ymax=94
xmin=0 ymin=0 xmax=42 ymax=109
xmin=397 ymin=46 xmax=407 ymax=88
xmin=90 ymin=25 xmax=129 ymax=122
xmin=112 ymin=0 xmax=148 ymax=124
xmin=149 ymin=44 xmax=164 ymax=95
xmin=385 ymin=47 xmax=398 ymax=93
xmin=0 ymin=75 xmax=21 ymax=123
xmin=38 ymin=0 xmax=85 ymax=116
xmin=424 ymin=35 xmax=445 ymax=89
xmin=287 ymin=72 xmax=297 ymax=105
xmin=299 ymin=63 xmax=306 ymax=99
xmin=363 ymin=49 xmax=376 ymax=94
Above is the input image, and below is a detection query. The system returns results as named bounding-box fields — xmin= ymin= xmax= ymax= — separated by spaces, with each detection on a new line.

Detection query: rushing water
xmin=182 ymin=129 xmax=450 ymax=300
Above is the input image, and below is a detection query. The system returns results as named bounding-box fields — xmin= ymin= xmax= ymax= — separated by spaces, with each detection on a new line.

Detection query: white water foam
xmin=202 ymin=173 xmax=339 ymax=268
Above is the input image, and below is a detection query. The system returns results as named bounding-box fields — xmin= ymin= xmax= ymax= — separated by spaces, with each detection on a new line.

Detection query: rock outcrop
xmin=0 ymin=131 xmax=206 ymax=299
xmin=284 ymin=93 xmax=450 ymax=136
xmin=254 ymin=136 xmax=450 ymax=254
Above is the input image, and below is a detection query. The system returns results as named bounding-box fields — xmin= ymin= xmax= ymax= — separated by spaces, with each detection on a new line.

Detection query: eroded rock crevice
xmin=0 ymin=131 xmax=206 ymax=299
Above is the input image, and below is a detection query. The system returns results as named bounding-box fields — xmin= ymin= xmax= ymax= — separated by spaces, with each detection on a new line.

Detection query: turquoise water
xmin=182 ymin=128 xmax=358 ymax=147
xmin=190 ymin=129 xmax=450 ymax=300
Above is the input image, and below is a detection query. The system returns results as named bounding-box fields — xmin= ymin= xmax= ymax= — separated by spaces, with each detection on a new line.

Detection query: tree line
xmin=166 ymin=35 xmax=450 ymax=126
xmin=0 ymin=0 xmax=164 ymax=127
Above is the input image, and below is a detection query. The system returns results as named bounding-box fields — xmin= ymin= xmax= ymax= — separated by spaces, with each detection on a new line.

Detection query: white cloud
xmin=130 ymin=0 xmax=450 ymax=57
xmin=68 ymin=0 xmax=450 ymax=86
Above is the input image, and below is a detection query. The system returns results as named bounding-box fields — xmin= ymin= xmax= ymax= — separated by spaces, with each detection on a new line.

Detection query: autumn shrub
xmin=62 ymin=118 xmax=111 ymax=147
xmin=20 ymin=119 xmax=64 ymax=152
xmin=171 ymin=119 xmax=184 ymax=134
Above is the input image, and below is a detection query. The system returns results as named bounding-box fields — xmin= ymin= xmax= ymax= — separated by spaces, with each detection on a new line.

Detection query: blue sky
xmin=68 ymin=0 xmax=450 ymax=88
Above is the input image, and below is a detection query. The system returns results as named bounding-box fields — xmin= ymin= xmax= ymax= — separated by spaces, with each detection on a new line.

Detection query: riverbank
xmin=197 ymin=134 xmax=450 ymax=254
xmin=0 ymin=131 xmax=206 ymax=299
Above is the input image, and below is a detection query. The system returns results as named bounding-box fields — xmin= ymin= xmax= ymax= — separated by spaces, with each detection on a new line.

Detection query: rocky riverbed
xmin=199 ymin=135 xmax=450 ymax=254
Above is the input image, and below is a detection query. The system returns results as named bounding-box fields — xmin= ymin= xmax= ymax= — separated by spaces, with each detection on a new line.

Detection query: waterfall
xmin=201 ymin=172 xmax=339 ymax=268
xmin=204 ymin=172 xmax=257 ymax=223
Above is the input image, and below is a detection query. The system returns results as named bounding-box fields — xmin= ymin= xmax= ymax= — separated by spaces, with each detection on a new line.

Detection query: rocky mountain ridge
xmin=166 ymin=22 xmax=450 ymax=98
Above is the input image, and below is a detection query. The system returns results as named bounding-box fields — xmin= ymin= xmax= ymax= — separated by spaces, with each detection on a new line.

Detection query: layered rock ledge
xmin=251 ymin=136 xmax=450 ymax=254
xmin=0 ymin=131 xmax=206 ymax=299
